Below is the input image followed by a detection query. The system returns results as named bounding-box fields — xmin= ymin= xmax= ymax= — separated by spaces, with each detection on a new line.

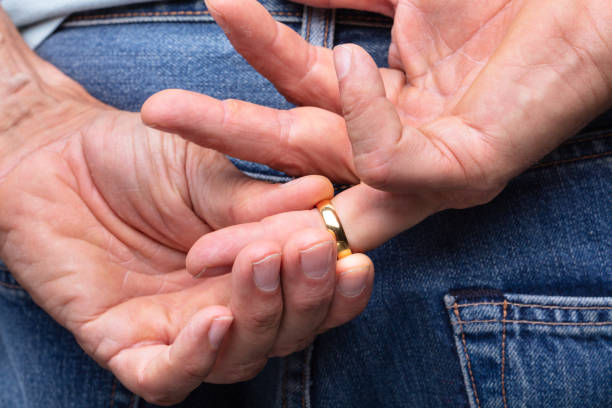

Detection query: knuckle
xmin=245 ymin=307 xmax=281 ymax=333
xmin=181 ymin=362 xmax=208 ymax=383
xmin=355 ymin=152 xmax=393 ymax=190
xmin=291 ymin=293 xmax=331 ymax=314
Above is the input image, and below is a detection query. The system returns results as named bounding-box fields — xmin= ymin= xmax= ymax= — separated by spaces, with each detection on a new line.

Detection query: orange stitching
xmin=562 ymin=132 xmax=612 ymax=146
xmin=448 ymin=301 xmax=612 ymax=310
xmin=452 ymin=319 xmax=612 ymax=326
xmin=501 ymin=300 xmax=508 ymax=408
xmin=454 ymin=303 xmax=482 ymax=408
xmin=505 ymin=320 xmax=612 ymax=326
xmin=69 ymin=10 xmax=300 ymax=21
xmin=323 ymin=11 xmax=330 ymax=49
xmin=452 ymin=319 xmax=500 ymax=324
xmin=532 ymin=151 xmax=612 ymax=169
xmin=305 ymin=7 xmax=312 ymax=43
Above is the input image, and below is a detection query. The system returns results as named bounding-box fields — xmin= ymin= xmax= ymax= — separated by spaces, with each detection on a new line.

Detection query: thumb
xmin=186 ymin=152 xmax=335 ymax=229
xmin=334 ymin=44 xmax=459 ymax=192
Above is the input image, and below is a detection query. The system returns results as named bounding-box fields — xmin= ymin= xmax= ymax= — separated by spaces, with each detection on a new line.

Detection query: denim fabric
xmin=0 ymin=269 xmax=135 ymax=407
xmin=1 ymin=1 xmax=611 ymax=407
xmin=445 ymin=292 xmax=612 ymax=408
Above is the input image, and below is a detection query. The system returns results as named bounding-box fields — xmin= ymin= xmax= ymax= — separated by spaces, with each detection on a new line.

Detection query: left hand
xmin=0 ymin=6 xmax=374 ymax=403
xmin=142 ymin=0 xmax=612 ymax=272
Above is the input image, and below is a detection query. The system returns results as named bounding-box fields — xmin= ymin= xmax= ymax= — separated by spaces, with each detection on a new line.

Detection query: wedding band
xmin=316 ymin=199 xmax=352 ymax=259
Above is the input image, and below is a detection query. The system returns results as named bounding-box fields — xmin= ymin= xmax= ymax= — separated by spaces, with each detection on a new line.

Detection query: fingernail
xmin=253 ymin=254 xmax=281 ymax=291
xmin=209 ymin=316 xmax=233 ymax=350
xmin=194 ymin=268 xmax=207 ymax=279
xmin=334 ymin=46 xmax=352 ymax=80
xmin=300 ymin=241 xmax=334 ymax=280
xmin=198 ymin=265 xmax=230 ymax=278
xmin=338 ymin=265 xmax=369 ymax=297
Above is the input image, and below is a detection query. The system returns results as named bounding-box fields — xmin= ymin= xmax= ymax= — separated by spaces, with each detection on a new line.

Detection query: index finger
xmin=205 ymin=0 xmax=341 ymax=111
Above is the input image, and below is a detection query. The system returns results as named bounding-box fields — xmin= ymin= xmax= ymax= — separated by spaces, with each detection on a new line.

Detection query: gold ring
xmin=316 ymin=199 xmax=352 ymax=259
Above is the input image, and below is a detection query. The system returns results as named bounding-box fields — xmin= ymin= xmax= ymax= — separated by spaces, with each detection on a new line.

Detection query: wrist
xmin=0 ymin=8 xmax=105 ymax=180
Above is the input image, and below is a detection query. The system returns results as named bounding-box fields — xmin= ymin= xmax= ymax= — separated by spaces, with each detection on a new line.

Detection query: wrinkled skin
xmin=144 ymin=0 xmax=612 ymax=270
xmin=0 ymin=8 xmax=375 ymax=405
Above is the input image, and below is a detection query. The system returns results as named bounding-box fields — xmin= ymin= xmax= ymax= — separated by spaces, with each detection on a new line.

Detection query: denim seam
xmin=323 ymin=11 xmax=330 ymax=49
xmin=69 ymin=10 xmax=301 ymax=21
xmin=453 ymin=303 xmax=482 ymax=408
xmin=304 ymin=7 xmax=312 ymax=43
xmin=109 ymin=377 xmax=117 ymax=408
xmin=335 ymin=20 xmax=392 ymax=28
xmin=128 ymin=393 xmax=136 ymax=408
xmin=0 ymin=281 xmax=22 ymax=290
xmin=452 ymin=319 xmax=612 ymax=326
xmin=448 ymin=302 xmax=612 ymax=310
xmin=562 ymin=131 xmax=612 ymax=145
xmin=301 ymin=348 xmax=307 ymax=408
xmin=501 ymin=300 xmax=508 ymax=408
xmin=301 ymin=344 xmax=313 ymax=408
xmin=532 ymin=151 xmax=612 ymax=170
xmin=336 ymin=15 xmax=391 ymax=23
xmin=281 ymin=358 xmax=288 ymax=408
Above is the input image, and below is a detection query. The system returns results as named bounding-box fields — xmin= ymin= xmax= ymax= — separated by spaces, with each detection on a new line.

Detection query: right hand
xmin=0 ymin=8 xmax=374 ymax=405
xmin=142 ymin=0 xmax=612 ymax=273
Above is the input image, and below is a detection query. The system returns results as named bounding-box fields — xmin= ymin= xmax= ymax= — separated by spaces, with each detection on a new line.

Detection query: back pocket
xmin=445 ymin=290 xmax=612 ymax=408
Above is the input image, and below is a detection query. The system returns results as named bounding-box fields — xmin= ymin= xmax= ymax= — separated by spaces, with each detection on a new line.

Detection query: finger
xmin=196 ymin=160 xmax=335 ymax=228
xmin=318 ymin=252 xmax=374 ymax=332
xmin=187 ymin=183 xmax=440 ymax=274
xmin=269 ymin=229 xmax=337 ymax=357
xmin=142 ymin=90 xmax=357 ymax=183
xmin=204 ymin=0 xmax=341 ymax=111
xmin=334 ymin=44 xmax=461 ymax=192
xmin=186 ymin=209 xmax=322 ymax=278
xmin=107 ymin=305 xmax=233 ymax=406
xmin=205 ymin=241 xmax=283 ymax=384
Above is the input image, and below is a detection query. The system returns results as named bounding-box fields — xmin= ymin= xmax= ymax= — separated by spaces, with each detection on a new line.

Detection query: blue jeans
xmin=1 ymin=1 xmax=611 ymax=407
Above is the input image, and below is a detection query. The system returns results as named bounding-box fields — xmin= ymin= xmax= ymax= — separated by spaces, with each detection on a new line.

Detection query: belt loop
xmin=301 ymin=6 xmax=336 ymax=49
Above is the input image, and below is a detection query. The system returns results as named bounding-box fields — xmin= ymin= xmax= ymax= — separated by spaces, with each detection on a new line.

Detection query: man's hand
xmin=0 ymin=8 xmax=374 ymax=405
xmin=143 ymin=0 xmax=612 ymax=270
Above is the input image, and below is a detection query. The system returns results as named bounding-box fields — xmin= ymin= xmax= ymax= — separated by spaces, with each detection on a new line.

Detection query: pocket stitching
xmin=453 ymin=303 xmax=482 ymax=408
xmin=448 ymin=301 xmax=612 ymax=310
xmin=452 ymin=319 xmax=612 ymax=326
xmin=501 ymin=300 xmax=508 ymax=408
xmin=532 ymin=151 xmax=612 ymax=170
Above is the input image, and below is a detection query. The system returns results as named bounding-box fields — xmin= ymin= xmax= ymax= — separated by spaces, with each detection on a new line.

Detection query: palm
xmin=383 ymin=0 xmax=515 ymax=126
xmin=145 ymin=0 xmax=612 ymax=255
xmin=4 ymin=107 xmax=216 ymax=321
xmin=0 ymin=88 xmax=329 ymax=400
